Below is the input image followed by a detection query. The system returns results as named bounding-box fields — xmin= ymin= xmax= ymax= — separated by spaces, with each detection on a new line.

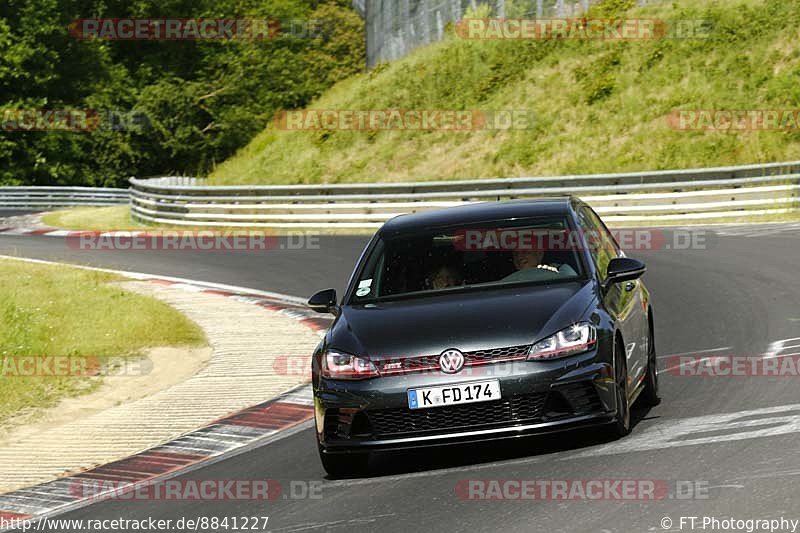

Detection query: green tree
xmin=0 ymin=0 xmax=365 ymax=186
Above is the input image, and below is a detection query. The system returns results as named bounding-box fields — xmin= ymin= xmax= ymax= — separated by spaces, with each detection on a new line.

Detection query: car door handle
xmin=624 ymin=282 xmax=636 ymax=292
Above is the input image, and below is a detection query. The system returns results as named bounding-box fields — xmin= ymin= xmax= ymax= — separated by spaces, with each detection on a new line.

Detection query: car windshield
xmin=350 ymin=216 xmax=585 ymax=303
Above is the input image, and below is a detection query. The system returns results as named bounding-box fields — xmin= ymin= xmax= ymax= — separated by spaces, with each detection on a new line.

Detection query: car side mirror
xmin=308 ymin=288 xmax=338 ymax=315
xmin=603 ymin=258 xmax=646 ymax=289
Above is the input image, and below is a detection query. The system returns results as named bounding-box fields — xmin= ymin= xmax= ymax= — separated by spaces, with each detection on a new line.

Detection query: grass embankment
xmin=0 ymin=259 xmax=205 ymax=423
xmin=41 ymin=206 xmax=146 ymax=231
xmin=208 ymin=0 xmax=800 ymax=185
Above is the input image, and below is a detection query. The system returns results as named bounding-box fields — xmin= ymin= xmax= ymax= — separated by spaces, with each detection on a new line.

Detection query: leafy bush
xmin=0 ymin=0 xmax=364 ymax=186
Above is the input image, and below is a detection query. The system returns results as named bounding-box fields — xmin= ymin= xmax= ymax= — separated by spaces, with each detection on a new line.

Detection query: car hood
xmin=329 ymin=281 xmax=596 ymax=361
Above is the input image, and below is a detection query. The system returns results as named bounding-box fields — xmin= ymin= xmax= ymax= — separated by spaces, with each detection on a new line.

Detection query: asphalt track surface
xmin=2 ymin=224 xmax=800 ymax=533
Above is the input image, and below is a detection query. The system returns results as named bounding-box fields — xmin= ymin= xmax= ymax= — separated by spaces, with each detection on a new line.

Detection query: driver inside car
xmin=503 ymin=249 xmax=577 ymax=283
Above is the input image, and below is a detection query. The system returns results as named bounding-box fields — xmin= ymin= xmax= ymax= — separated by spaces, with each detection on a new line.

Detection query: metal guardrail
xmin=127 ymin=162 xmax=800 ymax=228
xmin=0 ymin=187 xmax=129 ymax=209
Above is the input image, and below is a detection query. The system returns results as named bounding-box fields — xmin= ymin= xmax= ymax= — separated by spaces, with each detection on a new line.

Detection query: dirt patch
xmin=0 ymin=345 xmax=212 ymax=446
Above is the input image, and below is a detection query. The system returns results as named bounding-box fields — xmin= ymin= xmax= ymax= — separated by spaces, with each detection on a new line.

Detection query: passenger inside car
xmin=427 ymin=264 xmax=464 ymax=290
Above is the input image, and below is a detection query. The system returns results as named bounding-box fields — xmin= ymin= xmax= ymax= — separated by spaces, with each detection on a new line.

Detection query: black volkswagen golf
xmin=308 ymin=197 xmax=660 ymax=477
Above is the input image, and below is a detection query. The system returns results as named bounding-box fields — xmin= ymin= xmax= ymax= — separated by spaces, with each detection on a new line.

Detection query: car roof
xmin=379 ymin=197 xmax=582 ymax=235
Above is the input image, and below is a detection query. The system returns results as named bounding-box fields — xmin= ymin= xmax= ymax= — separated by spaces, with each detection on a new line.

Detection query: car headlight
xmin=321 ymin=349 xmax=379 ymax=380
xmin=528 ymin=323 xmax=597 ymax=361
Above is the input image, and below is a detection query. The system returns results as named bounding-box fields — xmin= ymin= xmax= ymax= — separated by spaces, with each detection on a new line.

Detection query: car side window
xmin=588 ymin=208 xmax=622 ymax=257
xmin=578 ymin=207 xmax=619 ymax=277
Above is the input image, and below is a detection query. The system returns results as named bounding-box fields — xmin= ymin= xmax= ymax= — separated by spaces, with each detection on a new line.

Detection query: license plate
xmin=407 ymin=380 xmax=501 ymax=410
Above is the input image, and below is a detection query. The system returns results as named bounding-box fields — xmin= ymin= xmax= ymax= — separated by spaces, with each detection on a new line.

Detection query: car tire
xmin=318 ymin=445 xmax=371 ymax=478
xmin=639 ymin=323 xmax=661 ymax=408
xmin=607 ymin=338 xmax=631 ymax=439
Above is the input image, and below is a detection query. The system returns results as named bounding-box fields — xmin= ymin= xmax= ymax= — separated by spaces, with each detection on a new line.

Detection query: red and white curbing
xmin=0 ymin=256 xmax=333 ymax=526
xmin=0 ymin=255 xmax=333 ymax=335
xmin=0 ymin=227 xmax=95 ymax=238
xmin=0 ymin=384 xmax=316 ymax=523
xmin=144 ymin=277 xmax=333 ymax=335
xmin=1 ymin=227 xmax=158 ymax=237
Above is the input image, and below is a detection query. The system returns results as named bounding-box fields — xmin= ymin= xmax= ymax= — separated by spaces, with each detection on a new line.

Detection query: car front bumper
xmin=315 ymin=350 xmax=618 ymax=454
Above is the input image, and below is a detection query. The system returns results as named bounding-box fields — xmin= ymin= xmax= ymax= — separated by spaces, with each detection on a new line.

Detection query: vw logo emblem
xmin=439 ymin=349 xmax=465 ymax=374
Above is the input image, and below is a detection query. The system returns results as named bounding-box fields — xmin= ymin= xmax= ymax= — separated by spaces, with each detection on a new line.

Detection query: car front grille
xmin=366 ymin=393 xmax=547 ymax=437
xmin=378 ymin=345 xmax=530 ymax=374
xmin=467 ymin=345 xmax=531 ymax=364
